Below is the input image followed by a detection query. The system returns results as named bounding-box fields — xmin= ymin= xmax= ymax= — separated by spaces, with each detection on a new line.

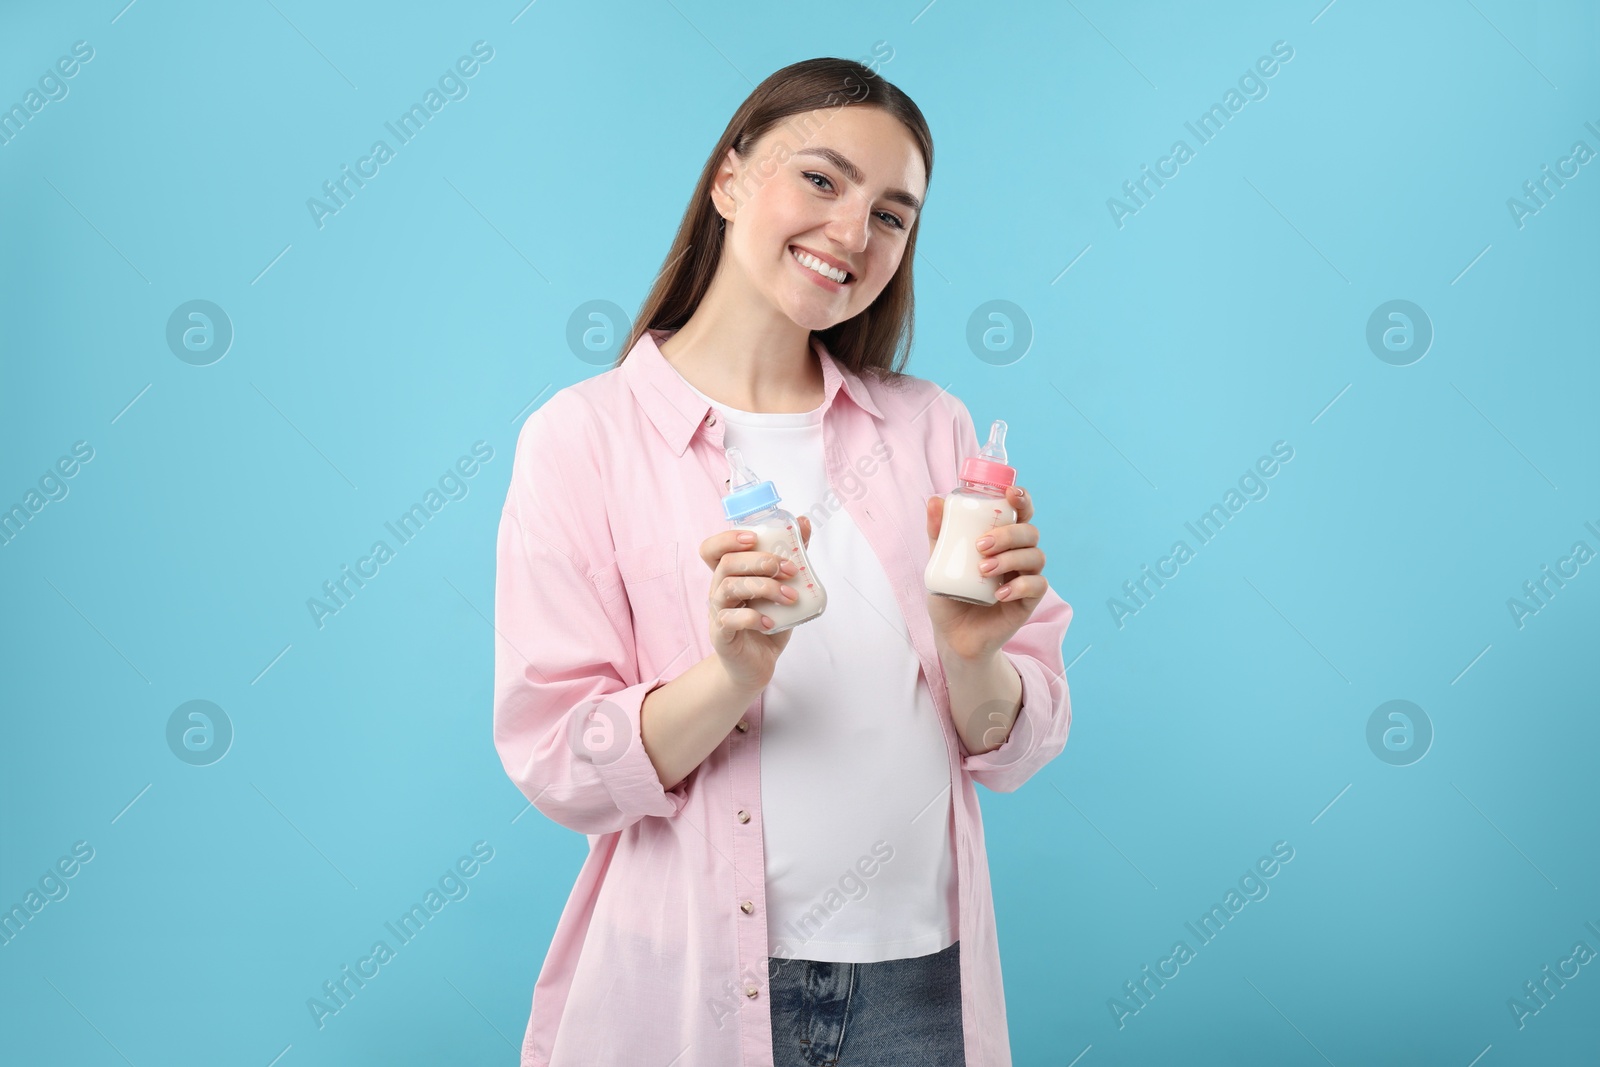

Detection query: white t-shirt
xmin=674 ymin=367 xmax=958 ymax=963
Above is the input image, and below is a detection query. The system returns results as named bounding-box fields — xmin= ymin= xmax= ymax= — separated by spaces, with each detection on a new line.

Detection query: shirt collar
xmin=621 ymin=327 xmax=884 ymax=456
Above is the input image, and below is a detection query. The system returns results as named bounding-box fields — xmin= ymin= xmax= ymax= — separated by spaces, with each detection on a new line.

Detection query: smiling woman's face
xmin=711 ymin=105 xmax=927 ymax=332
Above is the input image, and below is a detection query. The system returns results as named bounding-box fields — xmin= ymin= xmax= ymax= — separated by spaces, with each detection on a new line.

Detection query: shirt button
xmin=740 ymin=900 xmax=754 ymax=914
xmin=735 ymin=720 xmax=749 ymax=732
xmin=736 ymin=809 xmax=750 ymax=823
xmin=744 ymin=986 xmax=759 ymax=999
xmin=705 ymin=412 xmax=717 ymax=426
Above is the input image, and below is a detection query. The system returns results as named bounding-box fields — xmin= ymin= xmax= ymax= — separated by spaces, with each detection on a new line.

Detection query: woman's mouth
xmin=790 ymin=246 xmax=853 ymax=288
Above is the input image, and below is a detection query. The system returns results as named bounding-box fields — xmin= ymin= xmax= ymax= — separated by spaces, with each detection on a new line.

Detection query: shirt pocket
xmin=612 ymin=540 xmax=694 ymax=666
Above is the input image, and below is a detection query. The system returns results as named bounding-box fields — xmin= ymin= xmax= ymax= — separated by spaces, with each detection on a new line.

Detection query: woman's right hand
xmin=698 ymin=516 xmax=813 ymax=694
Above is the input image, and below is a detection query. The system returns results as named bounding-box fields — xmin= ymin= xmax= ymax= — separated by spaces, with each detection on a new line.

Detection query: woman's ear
xmin=709 ymin=147 xmax=741 ymax=222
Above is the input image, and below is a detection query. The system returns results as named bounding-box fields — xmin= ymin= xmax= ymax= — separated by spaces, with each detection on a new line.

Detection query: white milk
xmin=924 ymin=490 xmax=1016 ymax=605
xmin=924 ymin=419 xmax=1019 ymax=606
xmin=721 ymin=446 xmax=826 ymax=635
xmin=733 ymin=517 xmax=826 ymax=633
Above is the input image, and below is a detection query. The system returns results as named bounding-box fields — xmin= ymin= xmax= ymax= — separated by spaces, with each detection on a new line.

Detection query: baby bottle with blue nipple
xmin=721 ymin=447 xmax=827 ymax=634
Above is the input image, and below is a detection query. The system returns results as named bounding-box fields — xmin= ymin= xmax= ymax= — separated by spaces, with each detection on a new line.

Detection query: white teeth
xmin=792 ymin=248 xmax=849 ymax=284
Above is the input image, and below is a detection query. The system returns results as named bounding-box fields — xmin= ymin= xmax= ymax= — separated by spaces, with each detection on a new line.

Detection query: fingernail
xmin=979 ymin=560 xmax=995 ymax=573
xmin=739 ymin=532 xmax=756 ymax=544
xmin=975 ymin=536 xmax=993 ymax=551
xmin=780 ymin=560 xmax=798 ymax=575
xmin=995 ymin=585 xmax=1010 ymax=600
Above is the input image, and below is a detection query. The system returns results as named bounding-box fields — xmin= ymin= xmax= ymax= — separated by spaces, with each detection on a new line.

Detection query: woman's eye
xmin=803 ymin=171 xmax=906 ymax=230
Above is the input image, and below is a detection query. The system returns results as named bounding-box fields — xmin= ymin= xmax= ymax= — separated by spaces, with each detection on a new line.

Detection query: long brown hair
xmin=615 ymin=56 xmax=933 ymax=382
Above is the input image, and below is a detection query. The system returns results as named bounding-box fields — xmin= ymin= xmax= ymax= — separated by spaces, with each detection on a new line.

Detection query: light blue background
xmin=2 ymin=1 xmax=1597 ymax=1064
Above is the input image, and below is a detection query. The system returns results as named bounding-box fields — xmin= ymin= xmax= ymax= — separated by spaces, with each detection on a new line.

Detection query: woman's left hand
xmin=924 ymin=484 xmax=1048 ymax=662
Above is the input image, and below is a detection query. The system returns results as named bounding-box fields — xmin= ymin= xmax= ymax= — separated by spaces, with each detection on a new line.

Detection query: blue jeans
xmin=767 ymin=940 xmax=965 ymax=1067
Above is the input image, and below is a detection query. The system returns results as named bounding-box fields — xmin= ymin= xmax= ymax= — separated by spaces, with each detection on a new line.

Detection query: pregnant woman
xmin=493 ymin=56 xmax=1074 ymax=1067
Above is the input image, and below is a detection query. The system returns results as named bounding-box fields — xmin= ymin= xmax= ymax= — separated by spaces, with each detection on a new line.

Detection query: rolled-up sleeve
xmin=959 ymin=587 xmax=1074 ymax=792
xmin=492 ymin=399 xmax=690 ymax=835
xmin=942 ymin=394 xmax=1075 ymax=793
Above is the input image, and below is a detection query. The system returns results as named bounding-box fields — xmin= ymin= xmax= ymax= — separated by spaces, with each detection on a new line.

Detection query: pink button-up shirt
xmin=493 ymin=327 xmax=1074 ymax=1066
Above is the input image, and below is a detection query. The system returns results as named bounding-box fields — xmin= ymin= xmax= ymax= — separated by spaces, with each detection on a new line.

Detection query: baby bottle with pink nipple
xmin=721 ymin=447 xmax=827 ymax=634
xmin=925 ymin=419 xmax=1018 ymax=605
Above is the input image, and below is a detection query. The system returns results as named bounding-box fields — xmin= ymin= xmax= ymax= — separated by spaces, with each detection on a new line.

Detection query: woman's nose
xmin=824 ymin=196 xmax=873 ymax=254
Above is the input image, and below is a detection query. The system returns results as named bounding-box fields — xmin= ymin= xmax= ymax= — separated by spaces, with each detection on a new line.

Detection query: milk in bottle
xmin=721 ymin=447 xmax=827 ymax=634
xmin=925 ymin=419 xmax=1018 ymax=605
